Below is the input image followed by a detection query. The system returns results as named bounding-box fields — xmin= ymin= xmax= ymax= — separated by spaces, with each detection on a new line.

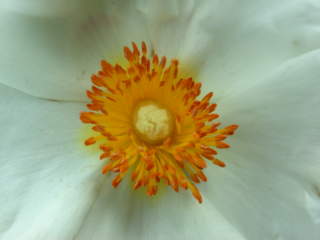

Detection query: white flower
xmin=1 ymin=0 xmax=320 ymax=240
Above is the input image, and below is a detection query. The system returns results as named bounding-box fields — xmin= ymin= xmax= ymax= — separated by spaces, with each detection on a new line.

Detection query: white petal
xmin=305 ymin=188 xmax=320 ymax=224
xmin=76 ymin=177 xmax=246 ymax=240
xmin=205 ymin=152 xmax=320 ymax=240
xmin=0 ymin=84 xmax=103 ymax=239
xmin=220 ymin=48 xmax=320 ymax=179
xmin=1 ymin=0 xmax=83 ymax=17
xmin=199 ymin=0 xmax=320 ymax=99
xmin=0 ymin=1 xmax=149 ymax=101
xmin=137 ymin=0 xmax=221 ymax=77
xmin=204 ymin=49 xmax=320 ymax=239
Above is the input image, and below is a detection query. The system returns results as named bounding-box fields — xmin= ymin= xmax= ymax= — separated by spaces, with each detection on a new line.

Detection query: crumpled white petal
xmin=1 ymin=0 xmax=83 ymax=17
xmin=76 ymin=177 xmax=245 ymax=240
xmin=202 ymin=49 xmax=320 ymax=239
xmin=0 ymin=84 xmax=103 ymax=239
xmin=196 ymin=0 xmax=320 ymax=100
xmin=0 ymin=0 xmax=149 ymax=101
xmin=2 ymin=0 xmax=320 ymax=101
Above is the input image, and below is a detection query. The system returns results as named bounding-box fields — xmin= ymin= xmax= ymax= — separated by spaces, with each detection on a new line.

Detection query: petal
xmin=0 ymin=84 xmax=103 ymax=239
xmin=205 ymin=49 xmax=320 ymax=239
xmin=137 ymin=0 xmax=218 ymax=78
xmin=220 ymin=48 xmax=320 ymax=179
xmin=306 ymin=188 xmax=320 ymax=224
xmin=1 ymin=0 xmax=83 ymax=17
xmin=0 ymin=1 xmax=149 ymax=101
xmin=76 ymin=177 xmax=246 ymax=240
xmin=205 ymin=152 xmax=320 ymax=240
xmin=199 ymin=0 xmax=320 ymax=99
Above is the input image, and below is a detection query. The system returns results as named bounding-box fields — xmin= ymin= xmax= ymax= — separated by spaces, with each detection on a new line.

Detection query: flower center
xmin=80 ymin=42 xmax=239 ymax=203
xmin=133 ymin=101 xmax=174 ymax=144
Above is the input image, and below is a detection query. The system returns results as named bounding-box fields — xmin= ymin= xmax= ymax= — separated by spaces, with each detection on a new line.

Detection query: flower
xmin=1 ymin=1 xmax=320 ymax=240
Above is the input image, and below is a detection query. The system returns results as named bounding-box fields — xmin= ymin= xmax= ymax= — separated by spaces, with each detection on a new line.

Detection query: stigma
xmin=133 ymin=101 xmax=174 ymax=144
xmin=80 ymin=41 xmax=239 ymax=203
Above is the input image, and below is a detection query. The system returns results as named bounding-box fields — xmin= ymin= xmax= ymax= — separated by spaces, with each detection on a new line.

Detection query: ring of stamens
xmin=80 ymin=42 xmax=238 ymax=203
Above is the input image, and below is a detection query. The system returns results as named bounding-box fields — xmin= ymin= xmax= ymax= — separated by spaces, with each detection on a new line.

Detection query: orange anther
xmin=85 ymin=137 xmax=96 ymax=146
xmin=212 ymin=158 xmax=226 ymax=167
xmin=141 ymin=41 xmax=147 ymax=55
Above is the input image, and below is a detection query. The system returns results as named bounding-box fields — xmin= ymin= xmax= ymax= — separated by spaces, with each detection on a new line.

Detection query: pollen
xmin=80 ymin=42 xmax=239 ymax=203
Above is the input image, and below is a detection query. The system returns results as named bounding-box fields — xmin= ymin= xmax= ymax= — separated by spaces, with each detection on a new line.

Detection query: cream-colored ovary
xmin=134 ymin=103 xmax=172 ymax=142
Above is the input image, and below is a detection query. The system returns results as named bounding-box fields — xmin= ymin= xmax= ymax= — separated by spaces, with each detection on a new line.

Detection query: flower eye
xmin=80 ymin=42 xmax=238 ymax=203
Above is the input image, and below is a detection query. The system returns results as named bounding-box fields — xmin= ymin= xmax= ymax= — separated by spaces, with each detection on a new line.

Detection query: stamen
xmin=80 ymin=42 xmax=238 ymax=203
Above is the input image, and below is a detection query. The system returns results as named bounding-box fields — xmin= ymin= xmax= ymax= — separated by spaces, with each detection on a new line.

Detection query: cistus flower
xmin=1 ymin=1 xmax=320 ymax=240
